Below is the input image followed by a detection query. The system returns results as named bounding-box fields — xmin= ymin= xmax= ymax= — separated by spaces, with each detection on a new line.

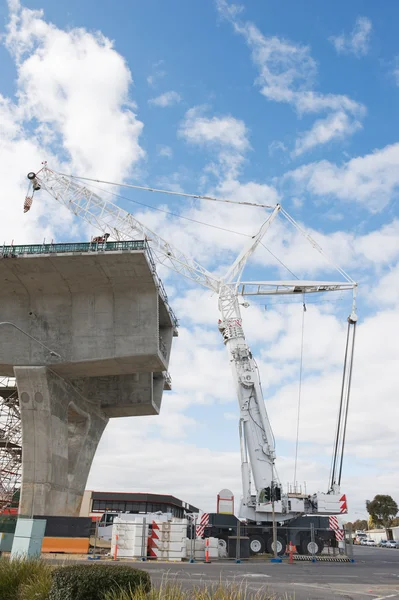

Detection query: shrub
xmin=48 ymin=563 xmax=151 ymax=600
xmin=0 ymin=557 xmax=51 ymax=600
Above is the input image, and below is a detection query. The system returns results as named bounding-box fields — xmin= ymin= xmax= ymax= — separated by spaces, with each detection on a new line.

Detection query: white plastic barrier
xmin=111 ymin=517 xmax=149 ymax=559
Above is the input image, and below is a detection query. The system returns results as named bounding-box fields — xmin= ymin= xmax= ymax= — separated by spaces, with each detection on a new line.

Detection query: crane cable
xmin=293 ymin=300 xmax=306 ymax=487
xmin=54 ymin=170 xmax=276 ymax=209
xmin=329 ymin=317 xmax=357 ymax=490
xmin=80 ymin=179 xmax=253 ymax=238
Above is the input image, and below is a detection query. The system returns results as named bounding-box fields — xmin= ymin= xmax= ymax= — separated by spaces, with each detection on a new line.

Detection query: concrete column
xmin=14 ymin=366 xmax=108 ymax=517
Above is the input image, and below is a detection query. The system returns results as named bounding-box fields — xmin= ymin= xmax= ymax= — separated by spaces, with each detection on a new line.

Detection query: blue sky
xmin=1 ymin=0 xmax=399 ymax=518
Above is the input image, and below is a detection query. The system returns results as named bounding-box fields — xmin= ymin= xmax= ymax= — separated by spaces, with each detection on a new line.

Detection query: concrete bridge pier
xmin=0 ymin=242 xmax=177 ymax=518
xmin=15 ymin=366 xmax=108 ymax=517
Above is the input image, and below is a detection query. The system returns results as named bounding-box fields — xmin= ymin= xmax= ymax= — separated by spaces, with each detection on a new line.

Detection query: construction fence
xmin=89 ymin=517 xmax=355 ymax=563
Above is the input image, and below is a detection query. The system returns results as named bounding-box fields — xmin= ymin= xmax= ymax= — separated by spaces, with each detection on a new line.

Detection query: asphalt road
xmin=131 ymin=546 xmax=399 ymax=600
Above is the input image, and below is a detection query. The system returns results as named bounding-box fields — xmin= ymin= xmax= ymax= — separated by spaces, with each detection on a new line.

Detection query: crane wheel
xmin=300 ymin=536 xmax=324 ymax=556
xmin=249 ymin=535 xmax=265 ymax=555
xmin=266 ymin=535 xmax=286 ymax=556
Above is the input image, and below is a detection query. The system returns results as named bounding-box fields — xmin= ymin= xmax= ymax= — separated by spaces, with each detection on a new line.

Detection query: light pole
xmin=0 ymin=322 xmax=62 ymax=359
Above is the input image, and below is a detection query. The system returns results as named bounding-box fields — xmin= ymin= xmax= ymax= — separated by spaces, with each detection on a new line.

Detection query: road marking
xmin=326 ymin=575 xmax=359 ymax=578
xmin=293 ymin=583 xmax=377 ymax=596
xmin=240 ymin=573 xmax=271 ymax=578
xmin=375 ymin=594 xmax=399 ymax=600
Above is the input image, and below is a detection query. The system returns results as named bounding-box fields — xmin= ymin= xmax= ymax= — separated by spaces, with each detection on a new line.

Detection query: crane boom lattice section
xmin=37 ymin=168 xmax=220 ymax=293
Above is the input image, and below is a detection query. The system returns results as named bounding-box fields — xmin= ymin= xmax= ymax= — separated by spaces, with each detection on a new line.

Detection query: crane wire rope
xmin=54 ymin=170 xmax=276 ymax=209
xmin=329 ymin=318 xmax=357 ymax=490
xmin=80 ymin=179 xmax=254 ymax=238
xmin=260 ymin=241 xmax=299 ymax=280
xmin=338 ymin=321 xmax=356 ymax=485
xmin=293 ymin=301 xmax=306 ymax=488
xmin=280 ymin=207 xmax=354 ymax=284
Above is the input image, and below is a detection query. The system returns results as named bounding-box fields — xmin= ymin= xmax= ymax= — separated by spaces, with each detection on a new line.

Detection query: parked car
xmin=366 ymin=539 xmax=377 ymax=546
xmin=360 ymin=538 xmax=368 ymax=545
xmin=378 ymin=540 xmax=389 ymax=547
xmin=387 ymin=540 xmax=399 ymax=549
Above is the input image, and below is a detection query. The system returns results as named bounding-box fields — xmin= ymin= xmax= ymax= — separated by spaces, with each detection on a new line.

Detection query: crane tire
xmin=300 ymin=536 xmax=324 ymax=556
xmin=266 ymin=535 xmax=286 ymax=556
xmin=249 ymin=535 xmax=265 ymax=555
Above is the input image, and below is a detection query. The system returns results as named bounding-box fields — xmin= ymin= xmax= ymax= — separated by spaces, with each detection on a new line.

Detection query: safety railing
xmin=0 ymin=240 xmax=146 ymax=256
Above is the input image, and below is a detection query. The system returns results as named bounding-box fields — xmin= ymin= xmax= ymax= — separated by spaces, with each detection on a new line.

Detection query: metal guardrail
xmin=0 ymin=241 xmax=146 ymax=255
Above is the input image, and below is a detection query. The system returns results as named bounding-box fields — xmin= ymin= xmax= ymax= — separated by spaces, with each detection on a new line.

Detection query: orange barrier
xmin=42 ymin=537 xmax=90 ymax=554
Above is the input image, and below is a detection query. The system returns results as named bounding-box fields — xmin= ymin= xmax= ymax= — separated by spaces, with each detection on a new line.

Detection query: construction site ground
xmin=36 ymin=545 xmax=399 ymax=600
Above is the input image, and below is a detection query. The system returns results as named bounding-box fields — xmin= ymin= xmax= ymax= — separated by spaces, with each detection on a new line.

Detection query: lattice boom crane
xmin=25 ymin=167 xmax=357 ymax=545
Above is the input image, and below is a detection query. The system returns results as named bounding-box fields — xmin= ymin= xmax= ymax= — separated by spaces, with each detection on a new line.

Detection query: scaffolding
xmin=0 ymin=377 xmax=21 ymax=511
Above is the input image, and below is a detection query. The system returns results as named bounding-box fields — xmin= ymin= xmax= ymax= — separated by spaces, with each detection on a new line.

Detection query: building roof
xmin=89 ymin=490 xmax=200 ymax=513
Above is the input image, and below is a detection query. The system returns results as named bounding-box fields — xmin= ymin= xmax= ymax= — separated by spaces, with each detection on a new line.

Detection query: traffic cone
xmin=289 ymin=541 xmax=294 ymax=564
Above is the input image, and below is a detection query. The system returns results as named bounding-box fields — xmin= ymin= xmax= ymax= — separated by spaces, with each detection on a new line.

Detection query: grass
xmin=104 ymin=581 xmax=292 ymax=600
xmin=0 ymin=556 xmax=52 ymax=600
xmin=0 ymin=557 xmax=292 ymax=600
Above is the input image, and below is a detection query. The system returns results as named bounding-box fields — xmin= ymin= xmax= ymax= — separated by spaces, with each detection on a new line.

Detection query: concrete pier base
xmin=15 ymin=366 xmax=108 ymax=517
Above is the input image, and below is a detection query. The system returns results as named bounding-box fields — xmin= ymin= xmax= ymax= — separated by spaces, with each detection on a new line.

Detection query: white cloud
xmin=157 ymin=145 xmax=173 ymax=158
xmin=216 ymin=1 xmax=365 ymax=155
xmin=268 ymin=140 xmax=287 ymax=155
xmin=293 ymin=111 xmax=362 ymax=157
xmin=0 ymin=93 xmax=78 ymax=245
xmin=330 ymin=17 xmax=372 ymax=58
xmin=147 ymin=61 xmax=167 ymax=87
xmin=372 ymin=263 xmax=399 ymax=306
xmin=284 ymin=142 xmax=399 ymax=211
xmin=149 ymin=91 xmax=181 ymax=107
xmin=179 ymin=106 xmax=249 ymax=152
xmin=5 ymin=0 xmax=144 ymax=181
xmin=178 ymin=105 xmax=251 ymax=182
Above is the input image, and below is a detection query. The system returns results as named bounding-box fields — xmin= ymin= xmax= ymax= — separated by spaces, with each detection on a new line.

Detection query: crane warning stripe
xmin=329 ymin=515 xmax=344 ymax=541
xmin=339 ymin=494 xmax=348 ymax=513
xmin=196 ymin=513 xmax=210 ymax=538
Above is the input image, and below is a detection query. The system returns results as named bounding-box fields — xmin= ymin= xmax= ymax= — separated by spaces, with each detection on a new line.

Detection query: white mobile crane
xmin=24 ymin=167 xmax=357 ymax=555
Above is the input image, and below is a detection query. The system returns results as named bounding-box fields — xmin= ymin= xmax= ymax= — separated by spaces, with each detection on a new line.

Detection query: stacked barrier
xmin=111 ymin=516 xmax=148 ymax=559
xmin=148 ymin=519 xmax=188 ymax=561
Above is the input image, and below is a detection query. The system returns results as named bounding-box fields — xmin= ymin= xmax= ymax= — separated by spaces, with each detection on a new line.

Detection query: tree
xmin=352 ymin=519 xmax=368 ymax=531
xmin=366 ymin=495 xmax=398 ymax=537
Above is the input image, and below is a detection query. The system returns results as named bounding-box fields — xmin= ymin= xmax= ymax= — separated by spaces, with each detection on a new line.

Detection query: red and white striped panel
xmin=339 ymin=494 xmax=348 ymax=514
xmin=196 ymin=513 xmax=209 ymax=538
xmin=148 ymin=521 xmax=160 ymax=558
xmin=329 ymin=515 xmax=344 ymax=541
